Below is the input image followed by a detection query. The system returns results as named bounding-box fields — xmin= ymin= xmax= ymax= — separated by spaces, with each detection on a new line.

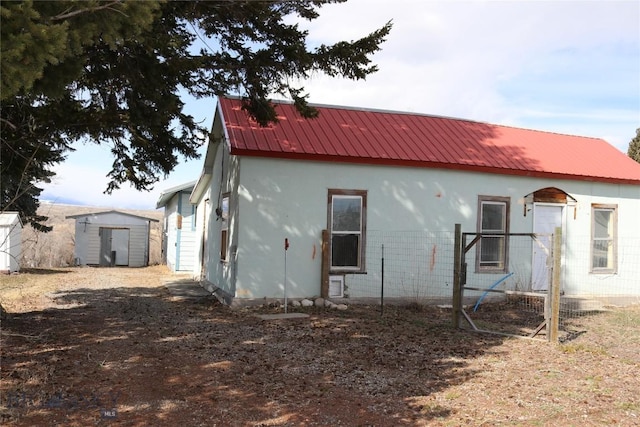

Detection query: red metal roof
xmin=218 ymin=96 xmax=640 ymax=184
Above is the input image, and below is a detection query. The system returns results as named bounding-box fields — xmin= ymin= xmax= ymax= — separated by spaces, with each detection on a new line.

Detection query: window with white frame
xmin=328 ymin=189 xmax=367 ymax=272
xmin=220 ymin=194 xmax=229 ymax=261
xmin=591 ymin=204 xmax=617 ymax=273
xmin=477 ymin=196 xmax=510 ymax=272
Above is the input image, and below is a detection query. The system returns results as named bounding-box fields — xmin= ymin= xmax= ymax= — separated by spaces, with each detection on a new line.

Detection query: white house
xmin=0 ymin=212 xmax=22 ymax=274
xmin=190 ymin=96 xmax=640 ymax=305
xmin=155 ymin=181 xmax=198 ymax=272
xmin=67 ymin=210 xmax=158 ymax=267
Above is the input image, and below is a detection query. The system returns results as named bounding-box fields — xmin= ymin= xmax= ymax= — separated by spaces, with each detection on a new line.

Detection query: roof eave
xmin=230 ymin=149 xmax=640 ymax=186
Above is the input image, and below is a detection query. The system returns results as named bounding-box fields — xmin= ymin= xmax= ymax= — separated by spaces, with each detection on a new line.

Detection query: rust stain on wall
xmin=430 ymin=244 xmax=437 ymax=272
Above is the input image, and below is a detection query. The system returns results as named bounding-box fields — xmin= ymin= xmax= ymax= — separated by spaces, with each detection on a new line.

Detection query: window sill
xmin=330 ymin=269 xmax=367 ymax=275
xmin=475 ymin=269 xmax=509 ymax=274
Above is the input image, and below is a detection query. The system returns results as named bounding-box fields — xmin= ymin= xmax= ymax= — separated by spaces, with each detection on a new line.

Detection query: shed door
xmin=99 ymin=227 xmax=130 ymax=266
xmin=111 ymin=229 xmax=130 ymax=266
xmin=532 ymin=205 xmax=563 ymax=291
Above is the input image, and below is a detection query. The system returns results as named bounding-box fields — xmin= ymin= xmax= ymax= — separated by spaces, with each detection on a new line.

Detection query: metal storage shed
xmin=0 ymin=212 xmax=22 ymax=273
xmin=66 ymin=210 xmax=159 ymax=267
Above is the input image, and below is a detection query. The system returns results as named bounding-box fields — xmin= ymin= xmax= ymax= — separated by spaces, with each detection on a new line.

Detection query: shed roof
xmin=0 ymin=212 xmax=22 ymax=227
xmin=155 ymin=180 xmax=197 ymax=209
xmin=66 ymin=210 xmax=159 ymax=222
xmin=218 ymin=97 xmax=640 ymax=185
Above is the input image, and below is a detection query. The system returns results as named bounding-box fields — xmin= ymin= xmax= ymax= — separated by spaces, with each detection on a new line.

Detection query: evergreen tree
xmin=628 ymin=128 xmax=640 ymax=163
xmin=1 ymin=0 xmax=392 ymax=228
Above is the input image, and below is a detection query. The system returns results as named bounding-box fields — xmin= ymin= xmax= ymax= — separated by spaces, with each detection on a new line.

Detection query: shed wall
xmin=0 ymin=218 xmax=21 ymax=273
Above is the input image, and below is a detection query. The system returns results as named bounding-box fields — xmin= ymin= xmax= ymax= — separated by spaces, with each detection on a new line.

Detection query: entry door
xmin=111 ymin=229 xmax=130 ymax=266
xmin=99 ymin=228 xmax=130 ymax=266
xmin=532 ymin=205 xmax=563 ymax=291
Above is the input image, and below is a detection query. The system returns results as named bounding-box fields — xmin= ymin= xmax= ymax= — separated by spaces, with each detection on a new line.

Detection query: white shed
xmin=0 ymin=212 xmax=22 ymax=273
xmin=67 ymin=210 xmax=159 ymax=267
xmin=156 ymin=181 xmax=197 ymax=273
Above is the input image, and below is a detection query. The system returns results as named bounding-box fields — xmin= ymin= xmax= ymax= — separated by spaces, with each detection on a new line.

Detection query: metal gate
xmin=452 ymin=224 xmax=563 ymax=342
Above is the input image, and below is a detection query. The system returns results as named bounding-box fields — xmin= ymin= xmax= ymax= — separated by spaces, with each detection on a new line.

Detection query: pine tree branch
xmin=50 ymin=1 xmax=125 ymax=22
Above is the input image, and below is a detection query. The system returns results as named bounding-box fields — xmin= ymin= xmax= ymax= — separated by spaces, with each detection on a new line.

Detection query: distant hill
xmin=20 ymin=204 xmax=164 ymax=268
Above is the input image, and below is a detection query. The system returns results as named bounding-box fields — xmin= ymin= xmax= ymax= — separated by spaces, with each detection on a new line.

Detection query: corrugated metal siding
xmin=219 ymin=97 xmax=640 ymax=184
xmin=85 ymin=224 xmax=101 ymax=265
xmin=0 ymin=214 xmax=21 ymax=272
xmin=127 ymin=224 xmax=149 ymax=267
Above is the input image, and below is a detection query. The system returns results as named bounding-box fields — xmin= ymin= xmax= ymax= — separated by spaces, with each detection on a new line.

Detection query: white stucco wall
xmin=201 ymin=142 xmax=238 ymax=300
xmin=192 ymin=184 xmax=211 ymax=280
xmin=206 ymin=152 xmax=640 ymax=302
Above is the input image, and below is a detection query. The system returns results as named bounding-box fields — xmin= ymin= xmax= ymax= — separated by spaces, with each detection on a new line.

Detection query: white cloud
xmin=294 ymin=0 xmax=639 ymax=151
xmin=41 ymin=0 xmax=640 ymax=209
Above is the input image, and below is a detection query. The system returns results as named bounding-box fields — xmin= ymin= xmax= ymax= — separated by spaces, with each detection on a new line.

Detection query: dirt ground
xmin=1 ymin=267 xmax=639 ymax=426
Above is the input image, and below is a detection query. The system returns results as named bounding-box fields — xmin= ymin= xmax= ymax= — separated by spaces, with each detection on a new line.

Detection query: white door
xmin=111 ymin=229 xmax=130 ymax=266
xmin=532 ymin=205 xmax=563 ymax=291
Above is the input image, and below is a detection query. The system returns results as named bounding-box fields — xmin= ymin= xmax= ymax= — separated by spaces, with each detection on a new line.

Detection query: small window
xmin=477 ymin=196 xmax=510 ymax=272
xmin=191 ymin=205 xmax=197 ymax=231
xmin=220 ymin=195 xmax=229 ymax=261
xmin=328 ymin=189 xmax=367 ymax=272
xmin=591 ymin=204 xmax=617 ymax=273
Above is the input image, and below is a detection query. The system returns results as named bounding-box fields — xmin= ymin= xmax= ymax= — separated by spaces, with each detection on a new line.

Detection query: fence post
xmin=380 ymin=244 xmax=384 ymax=316
xmin=548 ymin=227 xmax=562 ymax=342
xmin=320 ymin=230 xmax=329 ymax=298
xmin=452 ymin=223 xmax=462 ymax=329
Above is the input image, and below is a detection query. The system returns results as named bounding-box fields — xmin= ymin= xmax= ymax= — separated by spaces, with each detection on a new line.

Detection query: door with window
xmin=532 ymin=205 xmax=563 ymax=291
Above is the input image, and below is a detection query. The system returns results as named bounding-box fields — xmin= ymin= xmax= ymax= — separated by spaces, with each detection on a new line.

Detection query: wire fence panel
xmin=460 ymin=233 xmax=551 ymax=339
xmin=558 ymin=235 xmax=640 ymax=339
xmin=336 ymin=227 xmax=640 ymax=342
xmin=342 ymin=230 xmax=455 ymax=304
xmin=459 ymin=232 xmax=640 ymax=341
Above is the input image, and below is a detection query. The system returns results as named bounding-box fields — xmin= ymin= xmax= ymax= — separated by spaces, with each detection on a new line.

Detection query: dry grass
xmin=1 ymin=268 xmax=639 ymax=426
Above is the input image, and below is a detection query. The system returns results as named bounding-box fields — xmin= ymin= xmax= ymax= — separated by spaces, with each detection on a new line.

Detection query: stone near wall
xmin=336 ymin=304 xmax=348 ymax=311
xmin=301 ymin=299 xmax=314 ymax=307
xmin=314 ymin=298 xmax=325 ymax=307
xmin=291 ymin=300 xmax=301 ymax=307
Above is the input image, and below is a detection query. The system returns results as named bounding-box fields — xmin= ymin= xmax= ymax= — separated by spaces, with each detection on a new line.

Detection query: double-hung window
xmin=328 ymin=189 xmax=367 ymax=272
xmin=591 ymin=204 xmax=617 ymax=273
xmin=477 ymin=196 xmax=510 ymax=272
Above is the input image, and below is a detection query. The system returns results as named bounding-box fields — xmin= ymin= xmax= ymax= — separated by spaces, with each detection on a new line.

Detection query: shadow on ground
xmin=1 ymin=284 xmax=510 ymax=426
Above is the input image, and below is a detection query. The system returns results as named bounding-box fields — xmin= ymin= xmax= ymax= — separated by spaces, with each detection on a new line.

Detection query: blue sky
xmin=41 ymin=0 xmax=640 ymax=210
